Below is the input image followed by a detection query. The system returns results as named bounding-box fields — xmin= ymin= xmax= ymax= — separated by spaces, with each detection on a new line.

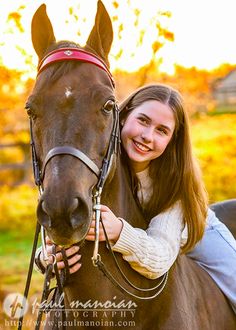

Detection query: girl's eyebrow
xmin=139 ymin=113 xmax=172 ymax=132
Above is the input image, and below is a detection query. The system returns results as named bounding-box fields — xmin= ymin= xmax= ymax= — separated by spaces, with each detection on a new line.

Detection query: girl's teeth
xmin=134 ymin=141 xmax=149 ymax=151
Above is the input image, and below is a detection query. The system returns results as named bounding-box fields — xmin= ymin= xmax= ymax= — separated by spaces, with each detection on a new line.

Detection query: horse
xmin=27 ymin=1 xmax=236 ymax=329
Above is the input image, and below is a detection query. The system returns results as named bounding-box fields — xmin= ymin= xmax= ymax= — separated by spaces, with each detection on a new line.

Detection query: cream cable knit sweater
xmin=111 ymin=169 xmax=187 ymax=279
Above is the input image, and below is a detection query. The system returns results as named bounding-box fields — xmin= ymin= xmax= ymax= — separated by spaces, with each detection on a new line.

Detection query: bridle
xmin=19 ymin=47 xmax=168 ymax=330
xmin=31 ymin=47 xmax=120 ymax=264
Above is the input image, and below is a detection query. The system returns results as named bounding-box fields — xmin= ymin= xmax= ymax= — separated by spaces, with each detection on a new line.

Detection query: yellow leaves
xmin=134 ymin=9 xmax=141 ymax=17
xmin=152 ymin=41 xmax=163 ymax=54
xmin=118 ymin=23 xmax=124 ymax=33
xmin=137 ymin=30 xmax=145 ymax=47
xmin=114 ymin=49 xmax=123 ymax=61
xmin=7 ymin=12 xmax=24 ymax=33
xmin=0 ymin=185 xmax=38 ymax=231
xmin=159 ymin=11 xmax=172 ymax=18
xmin=162 ymin=30 xmax=174 ymax=42
xmin=69 ymin=7 xmax=74 ymax=15
xmin=112 ymin=1 xmax=119 ymax=9
xmin=112 ymin=15 xmax=118 ymax=22
xmin=191 ymin=114 xmax=236 ymax=202
xmin=134 ymin=8 xmax=141 ymax=26
xmin=118 ymin=23 xmax=124 ymax=39
xmin=156 ymin=22 xmax=174 ymax=42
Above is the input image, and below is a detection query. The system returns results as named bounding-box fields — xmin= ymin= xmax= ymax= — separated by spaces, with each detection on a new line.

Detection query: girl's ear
xmin=120 ymin=119 xmax=124 ymax=126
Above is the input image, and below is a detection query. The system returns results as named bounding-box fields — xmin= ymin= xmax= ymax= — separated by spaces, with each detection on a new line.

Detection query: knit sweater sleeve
xmin=111 ymin=202 xmax=186 ymax=279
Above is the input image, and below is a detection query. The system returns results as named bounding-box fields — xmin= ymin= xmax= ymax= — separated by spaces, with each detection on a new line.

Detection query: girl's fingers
xmin=69 ymin=262 xmax=82 ymax=274
xmin=89 ymin=220 xmax=98 ymax=228
xmin=86 ymin=233 xmax=106 ymax=242
xmin=46 ymin=242 xmax=63 ymax=255
xmin=47 ymin=245 xmax=80 ymax=263
xmin=88 ymin=221 xmax=103 ymax=231
xmin=43 ymin=237 xmax=82 ymax=274
xmin=65 ymin=245 xmax=80 ymax=258
xmin=86 ymin=235 xmax=95 ymax=241
xmin=57 ymin=254 xmax=81 ymax=270
xmin=45 ymin=236 xmax=53 ymax=245
xmin=95 ymin=204 xmax=110 ymax=212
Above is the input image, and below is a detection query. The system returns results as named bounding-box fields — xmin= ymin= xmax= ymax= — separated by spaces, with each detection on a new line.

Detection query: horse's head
xmin=27 ymin=1 xmax=116 ymax=245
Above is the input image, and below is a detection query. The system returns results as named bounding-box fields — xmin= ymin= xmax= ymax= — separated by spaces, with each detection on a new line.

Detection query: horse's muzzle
xmin=36 ymin=194 xmax=91 ymax=245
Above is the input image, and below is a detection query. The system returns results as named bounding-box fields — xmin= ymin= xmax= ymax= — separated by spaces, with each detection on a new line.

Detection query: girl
xmin=37 ymin=84 xmax=236 ymax=313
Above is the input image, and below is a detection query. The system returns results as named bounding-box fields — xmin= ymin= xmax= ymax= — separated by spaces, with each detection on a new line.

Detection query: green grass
xmin=0 ymin=230 xmax=35 ymax=270
xmin=0 ymin=230 xmax=44 ymax=329
xmin=0 ymin=230 xmax=44 ymax=292
xmin=210 ymin=105 xmax=236 ymax=115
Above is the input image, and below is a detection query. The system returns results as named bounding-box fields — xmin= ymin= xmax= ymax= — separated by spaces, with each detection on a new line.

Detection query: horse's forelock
xmin=37 ymin=41 xmax=111 ymax=87
xmin=46 ymin=41 xmax=81 ymax=56
xmin=38 ymin=42 xmax=83 ymax=85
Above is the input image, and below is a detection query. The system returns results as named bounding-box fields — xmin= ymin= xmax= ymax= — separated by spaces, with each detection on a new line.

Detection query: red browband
xmin=37 ymin=48 xmax=115 ymax=87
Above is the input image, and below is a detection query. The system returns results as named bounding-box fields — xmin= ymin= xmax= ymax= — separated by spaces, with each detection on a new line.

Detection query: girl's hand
xmin=40 ymin=236 xmax=82 ymax=274
xmin=86 ymin=204 xmax=123 ymax=243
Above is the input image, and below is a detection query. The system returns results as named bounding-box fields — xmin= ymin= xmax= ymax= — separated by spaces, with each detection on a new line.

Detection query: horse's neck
xmin=102 ymin=156 xmax=146 ymax=229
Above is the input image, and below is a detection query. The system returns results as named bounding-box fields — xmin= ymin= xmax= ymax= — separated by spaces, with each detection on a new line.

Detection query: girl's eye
xmin=138 ymin=117 xmax=148 ymax=125
xmin=156 ymin=127 xmax=167 ymax=135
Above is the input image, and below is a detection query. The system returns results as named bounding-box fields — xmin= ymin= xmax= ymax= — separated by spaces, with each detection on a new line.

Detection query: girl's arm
xmin=111 ymin=202 xmax=186 ymax=279
xmin=86 ymin=203 xmax=186 ymax=279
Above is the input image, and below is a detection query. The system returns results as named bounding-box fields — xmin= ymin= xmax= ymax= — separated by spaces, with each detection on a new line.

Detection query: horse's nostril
xmin=41 ymin=201 xmax=47 ymax=213
xmin=37 ymin=200 xmax=52 ymax=229
xmin=69 ymin=198 xmax=79 ymax=214
xmin=70 ymin=198 xmax=89 ymax=230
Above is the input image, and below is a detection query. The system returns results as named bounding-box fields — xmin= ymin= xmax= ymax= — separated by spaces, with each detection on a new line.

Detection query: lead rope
xmin=35 ymin=262 xmax=54 ymax=330
xmin=18 ymin=222 xmax=41 ymax=329
xmin=18 ymin=117 xmax=43 ymax=330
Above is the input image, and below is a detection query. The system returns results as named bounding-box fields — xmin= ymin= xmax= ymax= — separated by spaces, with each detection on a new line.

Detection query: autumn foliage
xmin=0 ymin=2 xmax=236 ymax=230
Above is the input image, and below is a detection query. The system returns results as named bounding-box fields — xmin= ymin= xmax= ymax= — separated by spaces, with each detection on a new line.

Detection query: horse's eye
xmin=25 ymin=105 xmax=32 ymax=117
xmin=25 ymin=104 xmax=36 ymax=119
xmin=102 ymin=99 xmax=115 ymax=114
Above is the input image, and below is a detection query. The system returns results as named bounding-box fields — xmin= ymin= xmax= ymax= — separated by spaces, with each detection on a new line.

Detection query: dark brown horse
xmin=28 ymin=2 xmax=236 ymax=329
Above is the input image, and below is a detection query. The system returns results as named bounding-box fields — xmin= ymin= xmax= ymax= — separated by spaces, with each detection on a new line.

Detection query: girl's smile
xmin=121 ymin=100 xmax=175 ymax=172
xmin=132 ymin=139 xmax=152 ymax=153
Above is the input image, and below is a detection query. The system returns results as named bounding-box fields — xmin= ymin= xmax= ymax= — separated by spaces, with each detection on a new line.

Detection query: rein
xmin=19 ymin=47 xmax=168 ymax=329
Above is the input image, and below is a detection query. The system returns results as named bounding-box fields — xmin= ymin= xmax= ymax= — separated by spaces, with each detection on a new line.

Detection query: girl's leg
xmin=187 ymin=209 xmax=236 ymax=313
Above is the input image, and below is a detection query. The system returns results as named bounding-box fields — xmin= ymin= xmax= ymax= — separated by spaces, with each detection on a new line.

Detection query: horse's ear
xmin=31 ymin=4 xmax=56 ymax=59
xmin=85 ymin=0 xmax=113 ymax=66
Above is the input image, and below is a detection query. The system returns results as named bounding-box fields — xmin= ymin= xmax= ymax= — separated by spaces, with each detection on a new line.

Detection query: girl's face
xmin=121 ymin=100 xmax=175 ymax=173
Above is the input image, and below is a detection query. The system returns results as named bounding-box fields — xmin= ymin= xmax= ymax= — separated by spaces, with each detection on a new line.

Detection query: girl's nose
xmin=141 ymin=127 xmax=153 ymax=143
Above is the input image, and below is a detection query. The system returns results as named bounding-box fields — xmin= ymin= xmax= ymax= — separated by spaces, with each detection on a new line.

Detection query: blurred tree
xmin=0 ymin=65 xmax=34 ymax=185
xmin=7 ymin=7 xmax=25 ymax=33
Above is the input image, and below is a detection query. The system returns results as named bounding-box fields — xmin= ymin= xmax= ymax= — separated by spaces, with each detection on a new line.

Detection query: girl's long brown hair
xmin=119 ymin=84 xmax=208 ymax=253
